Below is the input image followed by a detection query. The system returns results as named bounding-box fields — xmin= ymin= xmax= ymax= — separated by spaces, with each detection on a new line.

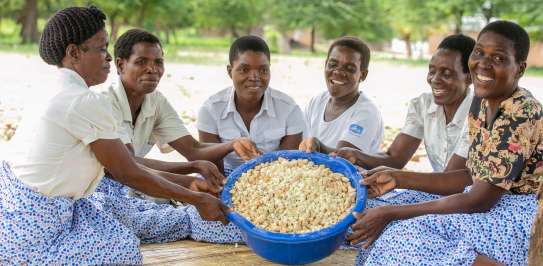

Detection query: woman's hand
xmin=361 ymin=166 xmax=398 ymax=176
xmin=191 ymin=160 xmax=225 ymax=193
xmin=330 ymin=147 xmax=360 ymax=164
xmin=189 ymin=177 xmax=221 ymax=197
xmin=361 ymin=169 xmax=398 ymax=198
xmin=348 ymin=206 xmax=395 ymax=249
xmin=298 ymin=137 xmax=321 ymax=153
xmin=194 ymin=192 xmax=230 ymax=225
xmin=232 ymin=137 xmax=261 ymax=161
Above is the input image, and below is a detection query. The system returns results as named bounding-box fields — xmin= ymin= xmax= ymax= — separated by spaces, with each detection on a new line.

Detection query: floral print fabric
xmin=467 ymin=88 xmax=543 ymax=194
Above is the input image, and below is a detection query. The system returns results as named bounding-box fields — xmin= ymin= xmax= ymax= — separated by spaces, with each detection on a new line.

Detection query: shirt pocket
xmin=260 ymin=128 xmax=285 ymax=152
xmin=219 ymin=128 xmax=241 ymax=142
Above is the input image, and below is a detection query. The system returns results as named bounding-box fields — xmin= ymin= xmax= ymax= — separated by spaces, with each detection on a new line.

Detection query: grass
xmin=527 ymin=66 xmax=543 ymax=77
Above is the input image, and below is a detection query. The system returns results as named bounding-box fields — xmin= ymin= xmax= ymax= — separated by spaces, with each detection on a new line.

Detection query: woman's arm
xmin=170 ymin=134 xmax=236 ymax=162
xmin=90 ymin=138 xmax=228 ymax=224
xmin=443 ymin=154 xmax=468 ymax=171
xmin=124 ymin=143 xmax=225 ymax=192
xmin=332 ymin=133 xmax=421 ymax=169
xmin=362 ymin=168 xmax=472 ymax=197
xmin=140 ymin=164 xmax=221 ymax=195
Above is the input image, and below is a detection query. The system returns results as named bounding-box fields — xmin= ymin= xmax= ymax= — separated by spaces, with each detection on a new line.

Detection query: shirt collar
xmin=113 ymin=78 xmax=155 ymax=123
xmin=58 ymin=68 xmax=88 ymax=90
xmin=499 ymin=87 xmax=525 ymax=110
xmin=426 ymin=88 xmax=474 ymax=126
xmin=426 ymin=100 xmax=440 ymax=115
xmin=220 ymin=87 xmax=276 ymax=119
xmin=450 ymin=88 xmax=474 ymax=127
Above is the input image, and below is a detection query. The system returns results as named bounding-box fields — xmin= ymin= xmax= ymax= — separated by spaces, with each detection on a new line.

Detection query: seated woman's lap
xmin=356 ymin=192 xmax=538 ymax=266
xmin=0 ymin=161 xmax=142 ymax=264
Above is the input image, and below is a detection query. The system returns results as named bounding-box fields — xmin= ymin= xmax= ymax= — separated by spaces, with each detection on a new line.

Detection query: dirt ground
xmin=2 ymin=51 xmax=543 ymax=171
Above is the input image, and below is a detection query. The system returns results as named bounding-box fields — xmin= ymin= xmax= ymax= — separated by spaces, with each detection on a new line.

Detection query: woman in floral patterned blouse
xmin=346 ymin=20 xmax=542 ymax=266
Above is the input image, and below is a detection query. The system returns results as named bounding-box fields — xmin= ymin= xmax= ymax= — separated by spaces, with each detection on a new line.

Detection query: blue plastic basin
xmin=220 ymin=150 xmax=367 ymax=265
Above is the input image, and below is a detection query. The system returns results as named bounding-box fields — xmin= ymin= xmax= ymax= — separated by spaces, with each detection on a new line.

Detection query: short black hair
xmin=114 ymin=29 xmax=162 ymax=60
xmin=39 ymin=6 xmax=106 ymax=66
xmin=228 ymin=35 xmax=270 ymax=65
xmin=327 ymin=36 xmax=371 ymax=70
xmin=437 ymin=34 xmax=476 ymax=73
xmin=479 ymin=20 xmax=530 ymax=63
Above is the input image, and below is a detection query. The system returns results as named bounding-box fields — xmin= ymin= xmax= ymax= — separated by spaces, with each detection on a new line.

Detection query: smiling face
xmin=76 ymin=29 xmax=112 ymax=87
xmin=227 ymin=50 xmax=270 ymax=102
xmin=469 ymin=31 xmax=525 ymax=101
xmin=427 ymin=48 xmax=470 ymax=106
xmin=116 ymin=42 xmax=164 ymax=96
xmin=325 ymin=45 xmax=367 ymax=99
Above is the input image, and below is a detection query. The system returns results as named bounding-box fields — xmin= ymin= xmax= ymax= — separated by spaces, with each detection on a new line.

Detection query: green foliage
xmin=269 ymin=0 xmax=391 ymax=42
xmin=191 ymin=0 xmax=266 ymax=37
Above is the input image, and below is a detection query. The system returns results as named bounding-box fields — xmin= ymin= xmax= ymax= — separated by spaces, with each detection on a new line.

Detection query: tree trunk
xmin=403 ymin=33 xmax=412 ymax=59
xmin=19 ymin=0 xmax=38 ymax=44
xmin=165 ymin=30 xmax=170 ymax=44
xmin=453 ymin=9 xmax=464 ymax=34
xmin=171 ymin=29 xmax=178 ymax=45
xmin=109 ymin=14 xmax=119 ymax=43
xmin=137 ymin=3 xmax=146 ymax=28
xmin=310 ymin=26 xmax=316 ymax=53
xmin=230 ymin=25 xmax=239 ymax=38
xmin=528 ymin=183 xmax=543 ymax=265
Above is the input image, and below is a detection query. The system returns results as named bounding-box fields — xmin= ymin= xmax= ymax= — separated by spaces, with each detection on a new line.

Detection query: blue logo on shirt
xmin=349 ymin=123 xmax=364 ymax=136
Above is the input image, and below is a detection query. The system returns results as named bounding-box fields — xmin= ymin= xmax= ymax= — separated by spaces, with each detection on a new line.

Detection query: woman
xmin=348 ymin=20 xmax=542 ymax=265
xmin=1 ymin=6 xmax=227 ymax=264
xmin=333 ymin=34 xmax=476 ymax=173
xmin=188 ymin=35 xmax=305 ymax=243
xmin=197 ymin=35 xmax=304 ymax=174
xmin=299 ymin=36 xmax=384 ymax=155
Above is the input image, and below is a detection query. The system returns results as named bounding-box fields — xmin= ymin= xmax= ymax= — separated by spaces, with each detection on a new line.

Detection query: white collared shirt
xmin=103 ymin=79 xmax=190 ymax=157
xmin=197 ymin=87 xmax=305 ymax=170
xmin=7 ymin=68 xmax=118 ymax=199
xmin=304 ymin=91 xmax=384 ymax=153
xmin=401 ymin=88 xmax=473 ymax=172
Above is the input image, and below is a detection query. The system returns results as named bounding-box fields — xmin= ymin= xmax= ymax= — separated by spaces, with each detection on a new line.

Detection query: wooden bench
xmin=141 ymin=240 xmax=357 ymax=265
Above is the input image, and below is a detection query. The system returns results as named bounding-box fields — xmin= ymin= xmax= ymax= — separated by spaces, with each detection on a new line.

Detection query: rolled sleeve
xmin=66 ymin=93 xmax=118 ymax=145
xmin=400 ymin=98 xmax=424 ymax=140
xmin=153 ymin=97 xmax=190 ymax=146
xmin=340 ymin=116 xmax=382 ymax=152
xmin=197 ymin=104 xmax=219 ymax=134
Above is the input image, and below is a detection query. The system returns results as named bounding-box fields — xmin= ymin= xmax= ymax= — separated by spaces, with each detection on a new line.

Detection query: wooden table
xmin=141 ymin=240 xmax=357 ymax=265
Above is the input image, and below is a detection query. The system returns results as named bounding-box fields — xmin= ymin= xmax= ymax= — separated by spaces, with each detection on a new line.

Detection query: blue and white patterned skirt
xmin=0 ymin=161 xmax=142 ymax=265
xmin=355 ymin=189 xmax=538 ymax=266
xmin=187 ymin=168 xmax=244 ymax=243
xmin=89 ymin=176 xmax=191 ymax=244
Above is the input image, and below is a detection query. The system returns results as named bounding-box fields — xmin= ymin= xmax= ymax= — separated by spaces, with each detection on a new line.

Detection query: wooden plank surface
xmin=141 ymin=240 xmax=357 ymax=265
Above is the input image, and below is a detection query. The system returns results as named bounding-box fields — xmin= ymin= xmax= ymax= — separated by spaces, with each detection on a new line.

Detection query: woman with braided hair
xmin=1 ymin=6 xmax=228 ymax=264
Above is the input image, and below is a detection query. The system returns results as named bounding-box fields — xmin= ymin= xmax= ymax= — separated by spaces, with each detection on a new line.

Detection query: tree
xmin=270 ymin=0 xmax=391 ymax=53
xmin=18 ymin=0 xmax=38 ymax=43
xmin=499 ymin=0 xmax=543 ymax=41
xmin=383 ymin=0 xmax=437 ymax=59
xmin=192 ymin=0 xmax=266 ymax=38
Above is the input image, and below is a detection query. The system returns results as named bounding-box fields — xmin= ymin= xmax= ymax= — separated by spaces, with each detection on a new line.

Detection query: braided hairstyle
xmin=39 ymin=6 xmax=106 ymax=66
